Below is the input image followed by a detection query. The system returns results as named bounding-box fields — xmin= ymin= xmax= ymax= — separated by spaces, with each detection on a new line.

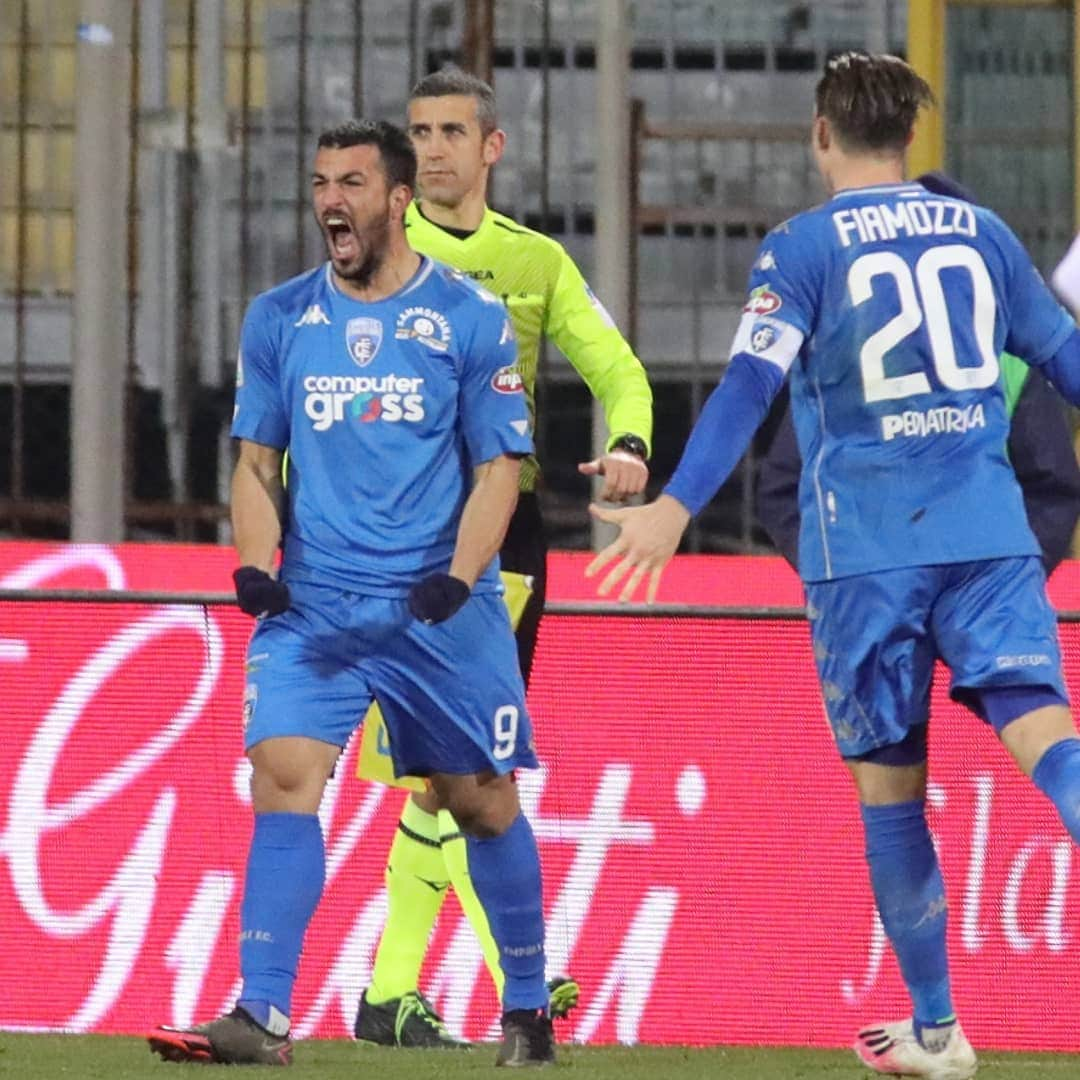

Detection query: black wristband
xmin=609 ymin=434 xmax=648 ymax=460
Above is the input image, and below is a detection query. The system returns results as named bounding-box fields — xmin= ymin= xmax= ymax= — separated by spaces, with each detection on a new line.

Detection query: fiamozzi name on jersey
xmin=832 ymin=199 xmax=976 ymax=248
xmin=302 ymin=373 xmax=425 ymax=431
xmin=881 ymin=402 xmax=986 ymax=442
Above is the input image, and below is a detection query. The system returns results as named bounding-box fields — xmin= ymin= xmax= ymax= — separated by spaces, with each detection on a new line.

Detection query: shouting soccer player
xmin=147 ymin=119 xmax=554 ymax=1067
xmin=589 ymin=52 xmax=1080 ymax=1080
xmin=351 ymin=66 xmax=654 ymax=1050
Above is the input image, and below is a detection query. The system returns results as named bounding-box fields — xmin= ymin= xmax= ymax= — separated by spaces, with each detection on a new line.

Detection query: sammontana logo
xmin=395 ymin=306 xmax=451 ymax=352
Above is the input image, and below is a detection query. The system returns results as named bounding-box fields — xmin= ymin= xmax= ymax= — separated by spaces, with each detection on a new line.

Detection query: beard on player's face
xmin=320 ymin=202 xmax=392 ymax=288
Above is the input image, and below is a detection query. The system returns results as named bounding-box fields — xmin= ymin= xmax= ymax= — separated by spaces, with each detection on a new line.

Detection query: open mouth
xmin=324 ymin=214 xmax=358 ymax=261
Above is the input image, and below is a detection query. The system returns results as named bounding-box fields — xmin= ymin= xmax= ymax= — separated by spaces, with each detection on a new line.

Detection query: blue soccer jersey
xmin=232 ymin=256 xmax=533 ymax=596
xmin=742 ymin=182 xmax=1075 ymax=581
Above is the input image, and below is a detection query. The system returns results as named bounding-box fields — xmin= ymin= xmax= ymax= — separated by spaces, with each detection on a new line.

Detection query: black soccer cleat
xmin=147 ymin=1006 xmax=293 ymax=1066
xmin=547 ymin=975 xmax=580 ymax=1020
xmin=496 ymin=1008 xmax=555 ymax=1068
xmin=353 ymin=989 xmax=471 ymax=1049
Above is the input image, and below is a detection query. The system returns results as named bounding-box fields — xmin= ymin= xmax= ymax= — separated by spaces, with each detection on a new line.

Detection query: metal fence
xmin=1 ymin=1 xmax=1073 ymax=551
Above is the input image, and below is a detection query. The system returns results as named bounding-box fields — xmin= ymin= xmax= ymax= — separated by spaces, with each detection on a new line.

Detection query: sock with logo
xmin=860 ymin=800 xmax=954 ymax=1045
xmin=465 ymin=812 xmax=547 ymax=1013
xmin=237 ymin=811 xmax=324 ymax=1033
xmin=1033 ymin=737 xmax=1080 ymax=846
xmin=367 ymin=796 xmax=450 ymax=1005
xmin=439 ymin=809 xmax=505 ymax=997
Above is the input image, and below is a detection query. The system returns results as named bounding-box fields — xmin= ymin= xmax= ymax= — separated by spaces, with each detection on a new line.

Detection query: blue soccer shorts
xmin=804 ymin=556 xmax=1067 ymax=760
xmin=241 ymin=580 xmax=538 ymax=777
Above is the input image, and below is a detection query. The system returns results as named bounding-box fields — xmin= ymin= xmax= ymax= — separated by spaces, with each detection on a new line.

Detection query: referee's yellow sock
xmin=438 ymin=809 xmax=506 ymax=999
xmin=367 ymin=796 xmax=449 ymax=1005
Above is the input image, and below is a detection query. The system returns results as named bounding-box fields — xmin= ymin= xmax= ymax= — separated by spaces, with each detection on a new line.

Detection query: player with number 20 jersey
xmin=590 ymin=53 xmax=1080 ymax=1079
xmin=748 ymin=183 xmax=1074 ymax=583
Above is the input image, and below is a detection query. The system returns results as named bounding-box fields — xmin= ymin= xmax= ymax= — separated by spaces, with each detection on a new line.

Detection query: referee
xmin=354 ymin=66 xmax=653 ymax=1055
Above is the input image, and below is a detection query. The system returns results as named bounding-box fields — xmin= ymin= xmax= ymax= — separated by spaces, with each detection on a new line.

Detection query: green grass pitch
xmin=0 ymin=1035 xmax=1076 ymax=1079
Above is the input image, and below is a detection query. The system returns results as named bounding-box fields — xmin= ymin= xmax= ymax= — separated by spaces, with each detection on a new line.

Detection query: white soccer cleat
xmin=854 ymin=1018 xmax=977 ymax=1079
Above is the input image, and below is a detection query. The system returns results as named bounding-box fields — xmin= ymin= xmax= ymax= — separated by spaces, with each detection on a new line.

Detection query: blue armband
xmin=662 ymin=353 xmax=784 ymax=516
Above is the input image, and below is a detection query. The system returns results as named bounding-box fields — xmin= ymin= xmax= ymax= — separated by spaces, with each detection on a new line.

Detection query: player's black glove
xmin=408 ymin=573 xmax=470 ymax=625
xmin=233 ymin=566 xmax=291 ymax=618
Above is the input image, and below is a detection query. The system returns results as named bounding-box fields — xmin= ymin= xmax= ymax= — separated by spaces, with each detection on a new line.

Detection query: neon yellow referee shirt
xmin=405 ymin=201 xmax=653 ymax=492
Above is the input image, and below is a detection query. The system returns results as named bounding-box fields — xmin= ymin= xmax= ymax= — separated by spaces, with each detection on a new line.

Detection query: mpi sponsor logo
xmin=303 ymin=373 xmax=425 ymax=431
xmin=742 ymin=284 xmax=782 ymax=316
xmin=491 ymin=366 xmax=524 ymax=394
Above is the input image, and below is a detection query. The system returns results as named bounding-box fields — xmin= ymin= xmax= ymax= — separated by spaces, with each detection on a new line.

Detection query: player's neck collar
xmin=323 ymin=256 xmax=434 ymax=302
xmin=831 ymin=182 xmax=923 ymax=199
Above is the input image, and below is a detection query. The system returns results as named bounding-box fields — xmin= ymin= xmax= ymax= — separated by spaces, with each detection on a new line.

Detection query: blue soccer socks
xmin=465 ymin=812 xmax=548 ymax=1013
xmin=860 ymin=800 xmax=954 ymax=1039
xmin=1033 ymin=736 xmax=1080 ymax=846
xmin=237 ymin=811 xmax=325 ymax=1030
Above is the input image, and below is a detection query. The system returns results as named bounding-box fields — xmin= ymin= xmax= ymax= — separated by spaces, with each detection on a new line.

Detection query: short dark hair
xmin=316 ymin=119 xmax=417 ymax=190
xmin=409 ymin=65 xmax=497 ymax=136
xmin=815 ymin=51 xmax=935 ymax=154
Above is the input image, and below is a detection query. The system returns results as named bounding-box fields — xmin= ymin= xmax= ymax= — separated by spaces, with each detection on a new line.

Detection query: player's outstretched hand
xmin=409 ymin=573 xmax=471 ymax=625
xmin=585 ymin=495 xmax=691 ymax=603
xmin=233 ymin=566 xmax=291 ymax=618
xmin=578 ymin=450 xmax=649 ymax=502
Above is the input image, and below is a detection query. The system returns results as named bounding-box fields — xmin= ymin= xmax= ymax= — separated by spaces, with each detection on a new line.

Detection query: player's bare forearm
xmin=449 ymin=454 xmax=521 ymax=588
xmin=231 ymin=440 xmax=286 ymax=571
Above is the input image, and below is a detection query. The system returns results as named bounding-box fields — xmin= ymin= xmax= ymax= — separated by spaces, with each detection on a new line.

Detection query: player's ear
xmin=483 ymin=127 xmax=506 ymax=167
xmin=389 ymin=182 xmax=413 ymax=220
xmin=812 ymin=114 xmax=830 ymax=153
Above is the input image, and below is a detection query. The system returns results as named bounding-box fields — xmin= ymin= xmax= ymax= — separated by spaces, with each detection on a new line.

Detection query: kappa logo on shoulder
xmin=295 ymin=304 xmax=331 ymax=327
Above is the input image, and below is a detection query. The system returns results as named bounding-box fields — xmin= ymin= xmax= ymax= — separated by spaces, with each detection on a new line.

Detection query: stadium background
xmin=2 ymin=0 xmax=1076 ymax=550
xmin=2 ymin=0 xmax=1080 ymax=1055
